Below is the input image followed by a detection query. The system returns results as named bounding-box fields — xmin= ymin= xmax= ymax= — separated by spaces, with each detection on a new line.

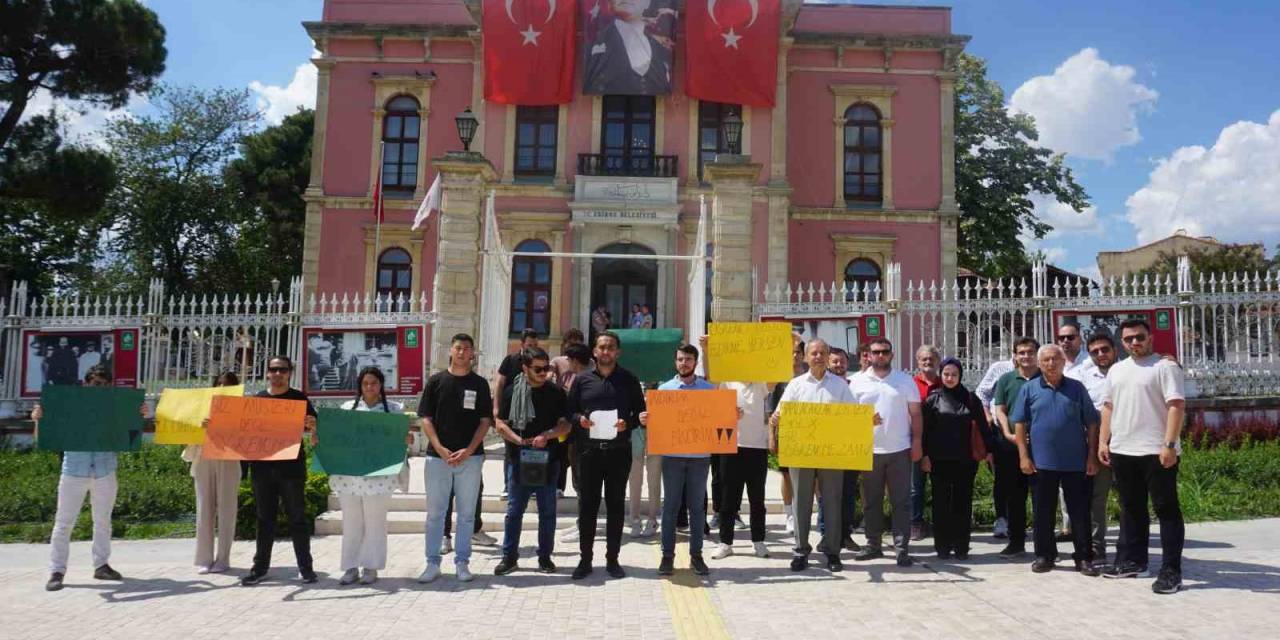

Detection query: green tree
xmin=954 ymin=53 xmax=1090 ymax=277
xmin=0 ymin=0 xmax=167 ymax=148
xmin=1137 ymin=244 xmax=1280 ymax=281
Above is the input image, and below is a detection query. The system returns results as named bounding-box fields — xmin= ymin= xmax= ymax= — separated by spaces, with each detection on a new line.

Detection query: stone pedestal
xmin=706 ymin=156 xmax=763 ymax=322
xmin=429 ymin=153 xmax=496 ymax=370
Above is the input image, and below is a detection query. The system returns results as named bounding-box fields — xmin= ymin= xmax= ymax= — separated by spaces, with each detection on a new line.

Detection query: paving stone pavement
xmin=1 ymin=517 xmax=1277 ymax=639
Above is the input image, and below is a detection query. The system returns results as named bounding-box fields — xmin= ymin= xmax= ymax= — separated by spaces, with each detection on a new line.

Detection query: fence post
xmin=1031 ymin=261 xmax=1050 ymax=344
xmin=286 ymin=276 xmax=303 ymax=389
xmin=886 ymin=262 xmax=903 ymax=367
xmin=0 ymin=281 xmax=29 ymax=416
xmin=142 ymin=278 xmax=166 ymax=394
xmin=1176 ymin=255 xmax=1193 ymax=363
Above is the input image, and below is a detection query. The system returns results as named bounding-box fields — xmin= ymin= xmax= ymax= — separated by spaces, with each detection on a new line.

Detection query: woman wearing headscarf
xmin=921 ymin=357 xmax=994 ymax=559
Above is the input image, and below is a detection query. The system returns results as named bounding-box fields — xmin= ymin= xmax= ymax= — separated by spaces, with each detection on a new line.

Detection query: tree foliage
xmin=954 ymin=53 xmax=1090 ymax=277
xmin=1136 ymin=244 xmax=1280 ymax=282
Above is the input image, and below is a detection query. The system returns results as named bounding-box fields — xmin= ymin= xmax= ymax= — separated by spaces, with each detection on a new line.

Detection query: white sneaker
xmin=753 ymin=541 xmax=769 ymax=558
xmin=712 ymin=543 xmax=733 ymax=560
xmin=734 ymin=516 xmax=748 ymax=531
xmin=472 ymin=530 xmax=498 ymax=546
xmin=456 ymin=562 xmax=474 ymax=582
xmin=418 ymin=564 xmax=441 ymax=583
xmin=441 ymin=536 xmax=454 ymax=555
xmin=561 ymin=527 xmax=580 ymax=542
xmin=557 ymin=489 xmax=565 ymax=498
xmin=359 ymin=569 xmax=378 ymax=585
xmin=640 ymin=520 xmax=657 ymax=538
xmin=208 ymin=562 xmax=230 ymax=574
xmin=993 ymin=517 xmax=1009 ymax=539
xmin=709 ymin=514 xmax=721 ymax=529
xmin=196 ymin=565 xmax=213 ymax=575
xmin=338 ymin=568 xmax=360 ymax=585
xmin=500 ymin=490 xmax=509 ymax=500
xmin=630 ymin=520 xmax=643 ymax=538
xmin=785 ymin=514 xmax=796 ymax=535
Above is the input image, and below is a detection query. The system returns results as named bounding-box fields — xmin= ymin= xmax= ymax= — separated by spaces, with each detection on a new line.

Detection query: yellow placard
xmin=707 ymin=322 xmax=793 ymax=383
xmin=154 ymin=385 xmax=244 ymax=445
xmin=777 ymin=401 xmax=874 ymax=471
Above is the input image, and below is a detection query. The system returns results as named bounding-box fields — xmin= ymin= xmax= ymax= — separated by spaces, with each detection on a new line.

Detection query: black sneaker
xmin=690 ymin=555 xmax=710 ymax=576
xmin=494 ymin=557 xmax=518 ymax=576
xmin=998 ymin=544 xmax=1026 ymax=559
xmin=789 ymin=555 xmax=808 ymax=572
xmin=45 ymin=572 xmax=64 ymax=592
xmin=937 ymin=549 xmax=953 ymax=560
xmin=537 ymin=556 xmax=557 ymax=574
xmin=854 ymin=548 xmax=884 ymax=562
xmin=605 ymin=560 xmax=626 ymax=579
xmin=1031 ymin=558 xmax=1055 ymax=573
xmin=1101 ymin=561 xmax=1149 ymax=579
xmin=841 ymin=535 xmax=862 ymax=552
xmin=240 ymin=570 xmax=268 ymax=586
xmin=954 ymin=550 xmax=970 ymax=561
xmin=1152 ymin=566 xmax=1183 ymax=594
xmin=1075 ymin=560 xmax=1101 ymax=577
xmin=826 ymin=554 xmax=843 ymax=572
xmin=299 ymin=569 xmax=318 ymax=584
xmin=896 ymin=551 xmax=913 ymax=567
xmin=658 ymin=556 xmax=675 ymax=576
xmin=93 ymin=564 xmax=122 ymax=581
xmin=571 ymin=561 xmax=592 ymax=580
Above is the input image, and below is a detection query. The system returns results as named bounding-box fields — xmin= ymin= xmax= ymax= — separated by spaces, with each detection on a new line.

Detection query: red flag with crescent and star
xmin=685 ymin=0 xmax=780 ymax=107
xmin=484 ymin=0 xmax=577 ymax=104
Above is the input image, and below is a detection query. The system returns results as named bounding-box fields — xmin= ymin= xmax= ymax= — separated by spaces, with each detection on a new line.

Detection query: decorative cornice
xmin=791 ymin=32 xmax=970 ymax=51
xmin=791 ymin=207 xmax=942 ymax=224
xmin=304 ymin=22 xmax=474 ymax=41
xmin=829 ymin=84 xmax=898 ymax=99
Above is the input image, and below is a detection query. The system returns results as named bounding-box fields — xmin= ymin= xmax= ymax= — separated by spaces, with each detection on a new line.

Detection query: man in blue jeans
xmin=493 ymin=347 xmax=571 ymax=575
xmin=417 ymin=333 xmax=492 ymax=584
xmin=643 ymin=343 xmax=717 ymax=577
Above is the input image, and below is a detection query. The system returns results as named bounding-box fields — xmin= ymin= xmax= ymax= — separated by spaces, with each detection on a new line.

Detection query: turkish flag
xmin=685 ymin=0 xmax=780 ymax=107
xmin=484 ymin=0 xmax=576 ymax=105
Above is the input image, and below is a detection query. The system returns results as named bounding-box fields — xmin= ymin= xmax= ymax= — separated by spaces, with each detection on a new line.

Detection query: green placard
xmin=312 ymin=408 xmax=409 ymax=476
xmin=865 ymin=317 xmax=882 ymax=337
xmin=1156 ymin=310 xmax=1171 ymax=330
xmin=405 ymin=327 xmax=419 ymax=348
xmin=37 ymin=386 xmax=144 ymax=452
xmin=611 ymin=328 xmax=684 ymax=384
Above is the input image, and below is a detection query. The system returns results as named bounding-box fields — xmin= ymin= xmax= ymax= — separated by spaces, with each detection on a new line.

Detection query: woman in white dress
xmin=184 ymin=371 xmax=242 ymax=574
xmin=331 ymin=366 xmax=411 ymax=585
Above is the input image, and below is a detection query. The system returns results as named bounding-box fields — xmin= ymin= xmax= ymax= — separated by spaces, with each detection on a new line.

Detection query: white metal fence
xmin=758 ymin=257 xmax=1280 ymax=398
xmin=0 ymin=277 xmax=436 ymax=416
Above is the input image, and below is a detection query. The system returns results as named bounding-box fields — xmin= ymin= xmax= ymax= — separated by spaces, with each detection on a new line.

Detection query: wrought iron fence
xmin=758 ymin=258 xmax=1280 ymax=398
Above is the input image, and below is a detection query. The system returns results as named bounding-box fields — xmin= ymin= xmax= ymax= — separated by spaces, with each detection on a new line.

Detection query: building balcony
xmin=577 ymin=153 xmax=679 ymax=178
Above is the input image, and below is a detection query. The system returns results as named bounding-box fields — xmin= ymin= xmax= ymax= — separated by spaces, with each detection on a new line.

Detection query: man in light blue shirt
xmin=642 ymin=343 xmax=716 ymax=577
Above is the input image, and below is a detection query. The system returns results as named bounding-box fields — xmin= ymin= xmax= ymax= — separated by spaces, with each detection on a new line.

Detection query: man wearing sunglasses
xmin=1067 ymin=332 xmax=1119 ymax=563
xmin=1099 ymin=319 xmax=1186 ymax=594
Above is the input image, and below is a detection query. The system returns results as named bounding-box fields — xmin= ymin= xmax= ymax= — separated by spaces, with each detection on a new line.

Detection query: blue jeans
xmin=661 ymin=457 xmax=710 ymax=557
xmin=501 ymin=460 xmax=559 ymax=560
xmin=911 ymin=460 xmax=927 ymax=524
xmin=425 ymin=455 xmax=483 ymax=566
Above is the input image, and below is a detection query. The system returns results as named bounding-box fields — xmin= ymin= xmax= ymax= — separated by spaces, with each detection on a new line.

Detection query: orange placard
xmin=202 ymin=395 xmax=306 ymax=461
xmin=645 ymin=389 xmax=739 ymax=455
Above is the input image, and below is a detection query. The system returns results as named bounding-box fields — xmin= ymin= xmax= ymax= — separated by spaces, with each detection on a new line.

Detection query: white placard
xmin=589 ymin=409 xmax=618 ymax=440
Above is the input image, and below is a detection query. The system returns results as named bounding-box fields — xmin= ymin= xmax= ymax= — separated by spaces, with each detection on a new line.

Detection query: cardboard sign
xmin=612 ymin=328 xmax=684 ymax=383
xmin=36 ymin=386 xmax=144 ymax=452
xmin=311 ymin=408 xmax=409 ymax=476
xmin=202 ymin=395 xmax=306 ymax=461
xmin=777 ymin=401 xmax=874 ymax=470
xmin=153 ymin=385 xmax=245 ymax=445
xmin=645 ymin=389 xmax=739 ymax=455
xmin=707 ymin=322 xmax=793 ymax=383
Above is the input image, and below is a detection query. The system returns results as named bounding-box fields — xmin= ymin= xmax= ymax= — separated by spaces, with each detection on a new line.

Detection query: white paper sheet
xmin=589 ymin=409 xmax=618 ymax=440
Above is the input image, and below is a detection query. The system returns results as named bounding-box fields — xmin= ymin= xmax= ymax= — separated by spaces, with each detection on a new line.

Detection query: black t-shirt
xmin=565 ymin=366 xmax=645 ymax=446
xmin=499 ymin=382 xmax=567 ymax=462
xmin=418 ymin=370 xmax=493 ymax=458
xmin=250 ymin=388 xmax=318 ymax=478
xmin=498 ymin=353 xmax=522 ymax=380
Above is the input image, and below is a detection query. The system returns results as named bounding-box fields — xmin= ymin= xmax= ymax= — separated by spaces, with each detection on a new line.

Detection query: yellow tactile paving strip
xmin=659 ymin=544 xmax=731 ymax=640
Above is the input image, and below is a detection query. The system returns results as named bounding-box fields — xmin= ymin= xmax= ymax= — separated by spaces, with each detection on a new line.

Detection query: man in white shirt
xmin=768 ymin=339 xmax=856 ymax=573
xmin=1099 ymin=318 xmax=1186 ymax=594
xmin=849 ymin=338 xmax=923 ymax=567
xmin=1067 ymin=332 xmax=1116 ymax=562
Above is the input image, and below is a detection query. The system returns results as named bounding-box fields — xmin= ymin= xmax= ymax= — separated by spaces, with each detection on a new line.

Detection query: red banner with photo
xmin=483 ymin=0 xmax=577 ymax=105
xmin=685 ymin=0 xmax=781 ymax=106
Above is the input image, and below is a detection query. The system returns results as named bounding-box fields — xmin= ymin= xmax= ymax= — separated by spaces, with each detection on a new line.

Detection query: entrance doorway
xmin=593 ymin=242 xmax=657 ymax=330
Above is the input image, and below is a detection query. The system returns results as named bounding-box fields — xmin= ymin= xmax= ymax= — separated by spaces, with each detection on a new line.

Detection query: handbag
xmin=969 ymin=419 xmax=988 ymax=462
xmin=519 ymin=447 xmax=551 ymax=486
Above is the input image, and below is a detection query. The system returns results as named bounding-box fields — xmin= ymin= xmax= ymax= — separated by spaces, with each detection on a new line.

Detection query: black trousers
xmin=443 ymin=480 xmax=484 ymax=537
xmin=994 ymin=449 xmax=1030 ymax=546
xmin=1112 ymin=453 xmax=1184 ymax=571
xmin=250 ymin=465 xmax=312 ymax=574
xmin=718 ymin=448 xmax=768 ymax=544
xmin=1032 ymin=469 xmax=1090 ymax=562
xmin=710 ymin=453 xmax=723 ymax=514
xmin=930 ymin=459 xmax=978 ymax=554
xmin=841 ymin=470 xmax=860 ymax=536
xmin=577 ymin=443 xmax=632 ymax=563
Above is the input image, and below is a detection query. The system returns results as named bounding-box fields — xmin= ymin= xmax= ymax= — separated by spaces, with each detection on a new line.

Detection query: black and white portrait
xmin=304 ymin=330 xmax=399 ymax=394
xmin=583 ymin=0 xmax=676 ymax=95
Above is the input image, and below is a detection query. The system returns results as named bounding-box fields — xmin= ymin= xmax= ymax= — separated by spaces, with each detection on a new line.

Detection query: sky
xmin=22 ymin=0 xmax=1280 ymax=282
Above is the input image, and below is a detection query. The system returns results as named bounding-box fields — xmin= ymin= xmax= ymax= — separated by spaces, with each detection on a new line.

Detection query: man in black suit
xmin=584 ymin=0 xmax=673 ymax=95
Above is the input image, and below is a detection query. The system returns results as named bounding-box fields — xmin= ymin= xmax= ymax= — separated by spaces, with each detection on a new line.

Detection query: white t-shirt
xmin=1102 ymin=355 xmax=1185 ymax=456
xmin=848 ymin=369 xmax=921 ymax=454
xmin=1066 ymin=359 xmax=1109 ymax=411
xmin=778 ymin=371 xmax=856 ymax=405
xmin=722 ymin=382 xmax=768 ymax=449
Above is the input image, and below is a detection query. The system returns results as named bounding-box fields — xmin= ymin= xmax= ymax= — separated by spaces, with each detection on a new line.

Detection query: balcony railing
xmin=577 ymin=153 xmax=678 ymax=178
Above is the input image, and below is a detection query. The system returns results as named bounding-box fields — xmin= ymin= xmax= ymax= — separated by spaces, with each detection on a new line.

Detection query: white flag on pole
xmin=412 ymin=172 xmax=442 ymax=230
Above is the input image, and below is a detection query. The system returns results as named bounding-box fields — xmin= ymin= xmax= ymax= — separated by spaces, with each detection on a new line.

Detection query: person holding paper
xmin=493 ymin=347 xmax=571 ymax=576
xmin=921 ymin=358 xmax=993 ymax=560
xmin=184 ymin=371 xmax=243 ymax=574
xmin=768 ymin=339 xmax=857 ymax=573
xmin=241 ymin=356 xmax=320 ymax=586
xmin=642 ymin=343 xmax=716 ymax=577
xmin=332 ymin=367 xmax=408 ymax=585
xmin=37 ymin=365 xmax=146 ymax=592
xmin=566 ymin=331 xmax=645 ymax=580
xmin=417 ymin=333 xmax=493 ymax=584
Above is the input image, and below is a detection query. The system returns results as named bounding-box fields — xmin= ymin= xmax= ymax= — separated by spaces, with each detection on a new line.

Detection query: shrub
xmin=234 ymin=468 xmax=330 ymax=540
xmin=1184 ymin=412 xmax=1280 ymax=450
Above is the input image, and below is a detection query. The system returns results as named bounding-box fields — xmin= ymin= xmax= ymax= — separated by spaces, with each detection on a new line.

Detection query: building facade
xmin=301 ymin=0 xmax=968 ymax=367
xmin=1097 ymin=229 xmax=1266 ymax=281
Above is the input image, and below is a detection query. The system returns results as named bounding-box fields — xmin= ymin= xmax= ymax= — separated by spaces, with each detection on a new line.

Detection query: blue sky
xmin=32 ymin=0 xmax=1280 ymax=281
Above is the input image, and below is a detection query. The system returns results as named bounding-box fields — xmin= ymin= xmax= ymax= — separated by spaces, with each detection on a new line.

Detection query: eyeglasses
xmin=1121 ymin=334 xmax=1149 ymax=344
xmin=870 ymin=349 xmax=892 ymax=356
xmin=268 ymin=366 xmax=291 ymax=373
xmin=529 ymin=365 xmax=551 ymax=374
xmin=1056 ymin=334 xmax=1079 ymax=342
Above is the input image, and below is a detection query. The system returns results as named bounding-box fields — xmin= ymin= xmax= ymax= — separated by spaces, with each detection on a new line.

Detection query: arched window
xmin=511 ymin=239 xmax=551 ymax=335
xmin=377 ymin=248 xmax=412 ymax=308
xmin=382 ymin=95 xmax=421 ymax=194
xmin=844 ymin=258 xmax=881 ymax=300
xmin=843 ymin=103 xmax=882 ymax=204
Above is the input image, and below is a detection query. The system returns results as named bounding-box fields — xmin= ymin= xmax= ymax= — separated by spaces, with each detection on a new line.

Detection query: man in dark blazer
xmin=584 ymin=0 xmax=673 ymax=95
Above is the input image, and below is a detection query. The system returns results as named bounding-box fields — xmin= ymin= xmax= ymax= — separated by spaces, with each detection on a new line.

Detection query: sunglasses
xmin=1056 ymin=334 xmax=1079 ymax=342
xmin=870 ymin=349 xmax=892 ymax=355
xmin=1088 ymin=346 xmax=1113 ymax=356
xmin=528 ymin=365 xmax=551 ymax=374
xmin=1121 ymin=334 xmax=1149 ymax=344
xmin=268 ymin=366 xmax=291 ymax=373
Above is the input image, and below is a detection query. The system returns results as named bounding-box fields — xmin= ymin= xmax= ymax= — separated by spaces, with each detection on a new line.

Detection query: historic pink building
xmin=301 ymin=0 xmax=968 ymax=365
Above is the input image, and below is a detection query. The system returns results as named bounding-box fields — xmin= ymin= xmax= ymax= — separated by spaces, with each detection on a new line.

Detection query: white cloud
xmin=1010 ymin=48 xmax=1158 ymax=161
xmin=248 ymin=55 xmax=317 ymax=125
xmin=1033 ymin=194 xmax=1100 ymax=237
xmin=1125 ymin=110 xmax=1280 ymax=245
xmin=18 ymin=90 xmax=149 ymax=148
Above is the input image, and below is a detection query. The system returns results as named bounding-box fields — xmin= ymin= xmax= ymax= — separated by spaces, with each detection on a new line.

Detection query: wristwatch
xmin=1164 ymin=441 xmax=1177 ymax=449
